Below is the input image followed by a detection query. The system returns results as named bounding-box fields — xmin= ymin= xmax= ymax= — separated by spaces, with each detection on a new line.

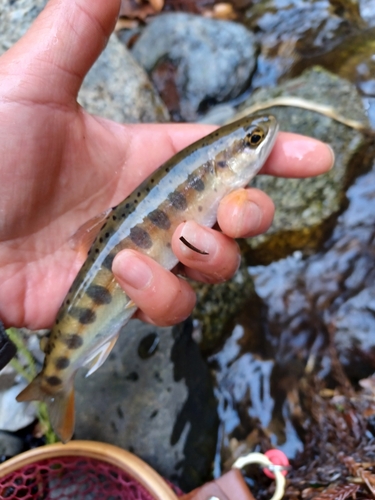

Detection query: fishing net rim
xmin=0 ymin=440 xmax=178 ymax=500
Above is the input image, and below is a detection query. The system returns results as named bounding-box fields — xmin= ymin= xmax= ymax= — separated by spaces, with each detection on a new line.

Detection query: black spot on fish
xmin=102 ymin=252 xmax=115 ymax=270
xmin=130 ymin=227 xmax=152 ymax=249
xmin=55 ymin=357 xmax=70 ymax=370
xmin=168 ymin=191 xmax=187 ymax=211
xmin=137 ymin=192 xmax=141 ymax=197
xmin=63 ymin=334 xmax=83 ymax=350
xmin=86 ymin=284 xmax=112 ymax=305
xmin=148 ymin=209 xmax=171 ymax=230
xmin=198 ymin=206 xmax=203 ymax=212
xmin=70 ymin=307 xmax=96 ymax=324
xmin=188 ymin=174 xmax=205 ymax=191
xmin=112 ymin=215 xmax=117 ymax=221
xmin=216 ymin=160 xmax=227 ymax=168
xmin=125 ymin=203 xmax=130 ymax=209
xmin=45 ymin=375 xmax=62 ymax=386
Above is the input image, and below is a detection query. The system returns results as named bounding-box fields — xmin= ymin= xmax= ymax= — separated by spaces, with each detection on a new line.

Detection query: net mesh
xmin=0 ymin=455 xmax=182 ymax=500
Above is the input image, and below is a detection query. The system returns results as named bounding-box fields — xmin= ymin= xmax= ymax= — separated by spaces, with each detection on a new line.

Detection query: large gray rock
xmin=238 ymin=67 xmax=372 ymax=264
xmin=0 ymin=0 xmax=169 ymax=124
xmin=78 ymin=35 xmax=169 ymax=123
xmin=245 ymin=0 xmax=363 ymax=88
xmin=132 ymin=13 xmax=257 ymax=121
xmin=75 ymin=319 xmax=218 ymax=491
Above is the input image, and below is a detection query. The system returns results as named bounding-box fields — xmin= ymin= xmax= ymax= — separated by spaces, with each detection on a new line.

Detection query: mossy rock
xmin=239 ymin=67 xmax=374 ymax=264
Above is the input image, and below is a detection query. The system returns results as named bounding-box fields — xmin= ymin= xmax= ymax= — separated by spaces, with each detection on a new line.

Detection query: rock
xmin=191 ymin=262 xmax=259 ymax=352
xmin=237 ymin=67 xmax=373 ymax=264
xmin=78 ymin=35 xmax=169 ymax=124
xmin=244 ymin=0 xmax=363 ymax=88
xmin=248 ymin=160 xmax=375 ymax=383
xmin=0 ymin=384 xmax=36 ymax=432
xmin=359 ymin=0 xmax=375 ymax=26
xmin=0 ymin=0 xmax=169 ymax=124
xmin=74 ymin=319 xmax=218 ymax=491
xmin=131 ymin=13 xmax=257 ymax=121
xmin=333 ymin=287 xmax=375 ymax=381
xmin=0 ymin=431 xmax=23 ymax=459
xmin=0 ymin=0 xmax=45 ymax=53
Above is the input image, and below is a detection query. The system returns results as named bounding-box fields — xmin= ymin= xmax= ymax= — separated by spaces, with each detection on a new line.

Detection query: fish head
xmin=220 ymin=114 xmax=279 ymax=188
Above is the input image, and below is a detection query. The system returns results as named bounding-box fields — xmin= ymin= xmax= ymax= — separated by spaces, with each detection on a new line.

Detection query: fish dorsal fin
xmin=84 ymin=334 xmax=119 ymax=378
xmin=69 ymin=209 xmax=112 ymax=257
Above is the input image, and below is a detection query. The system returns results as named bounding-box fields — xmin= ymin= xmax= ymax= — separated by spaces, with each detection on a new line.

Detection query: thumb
xmin=1 ymin=0 xmax=120 ymax=104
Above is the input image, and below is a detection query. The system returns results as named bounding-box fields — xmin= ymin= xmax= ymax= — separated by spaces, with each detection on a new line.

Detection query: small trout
xmin=17 ymin=115 xmax=278 ymax=442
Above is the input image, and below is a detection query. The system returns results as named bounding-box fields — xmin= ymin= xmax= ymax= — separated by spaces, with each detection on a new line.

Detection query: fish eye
xmin=245 ymin=127 xmax=265 ymax=148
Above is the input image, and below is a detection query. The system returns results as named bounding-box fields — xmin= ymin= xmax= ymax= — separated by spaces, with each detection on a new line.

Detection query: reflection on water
xmin=212 ymin=161 xmax=375 ymax=473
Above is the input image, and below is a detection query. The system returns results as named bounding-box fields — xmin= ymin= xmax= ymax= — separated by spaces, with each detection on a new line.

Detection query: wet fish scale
xmin=16 ymin=115 xmax=279 ymax=443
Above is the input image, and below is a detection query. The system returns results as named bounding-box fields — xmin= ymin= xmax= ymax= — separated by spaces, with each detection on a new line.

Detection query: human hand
xmin=0 ymin=0 xmax=334 ymax=330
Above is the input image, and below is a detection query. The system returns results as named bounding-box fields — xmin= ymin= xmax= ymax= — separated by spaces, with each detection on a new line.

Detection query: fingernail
xmin=179 ymin=221 xmax=217 ymax=257
xmin=115 ymin=251 xmax=152 ymax=290
xmin=239 ymin=200 xmax=262 ymax=234
xmin=326 ymin=144 xmax=335 ymax=170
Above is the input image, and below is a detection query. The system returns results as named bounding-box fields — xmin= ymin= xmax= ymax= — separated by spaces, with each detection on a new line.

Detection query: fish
xmin=17 ymin=114 xmax=279 ymax=443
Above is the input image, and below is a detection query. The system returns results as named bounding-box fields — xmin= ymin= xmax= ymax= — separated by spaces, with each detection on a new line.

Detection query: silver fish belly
xmin=17 ymin=114 xmax=279 ymax=442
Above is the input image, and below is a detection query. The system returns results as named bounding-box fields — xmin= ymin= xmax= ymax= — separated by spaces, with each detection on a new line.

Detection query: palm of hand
xmin=0 ymin=0 xmax=333 ymax=331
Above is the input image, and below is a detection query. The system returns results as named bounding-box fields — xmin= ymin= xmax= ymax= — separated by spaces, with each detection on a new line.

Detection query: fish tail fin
xmin=17 ymin=375 xmax=75 ymax=444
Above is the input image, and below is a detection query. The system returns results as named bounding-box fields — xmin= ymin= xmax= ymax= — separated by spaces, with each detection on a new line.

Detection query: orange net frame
xmin=0 ymin=455 xmax=182 ymax=500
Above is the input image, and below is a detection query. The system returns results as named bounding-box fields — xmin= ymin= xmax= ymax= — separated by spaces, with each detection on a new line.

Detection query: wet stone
xmin=0 ymin=431 xmax=23 ymax=460
xmin=0 ymin=0 xmax=169 ymax=125
xmin=131 ymin=13 xmax=257 ymax=121
xmin=237 ymin=67 xmax=373 ymax=264
xmin=74 ymin=319 xmax=218 ymax=491
xmin=244 ymin=0 xmax=363 ymax=89
xmin=138 ymin=332 xmax=159 ymax=359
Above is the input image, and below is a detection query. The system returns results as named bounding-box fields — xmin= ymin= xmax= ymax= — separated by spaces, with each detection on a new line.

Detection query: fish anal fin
xmin=69 ymin=209 xmax=111 ymax=257
xmin=85 ymin=334 xmax=119 ymax=378
xmin=125 ymin=299 xmax=136 ymax=311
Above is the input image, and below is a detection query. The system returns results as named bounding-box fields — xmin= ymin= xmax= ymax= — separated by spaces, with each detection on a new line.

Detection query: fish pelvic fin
xmin=17 ymin=375 xmax=75 ymax=444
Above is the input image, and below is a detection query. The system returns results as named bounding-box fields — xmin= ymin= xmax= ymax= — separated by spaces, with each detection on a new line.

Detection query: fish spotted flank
xmin=17 ymin=115 xmax=279 ymax=442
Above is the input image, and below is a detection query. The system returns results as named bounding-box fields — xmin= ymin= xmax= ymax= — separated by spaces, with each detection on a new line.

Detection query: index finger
xmin=261 ymin=132 xmax=334 ymax=178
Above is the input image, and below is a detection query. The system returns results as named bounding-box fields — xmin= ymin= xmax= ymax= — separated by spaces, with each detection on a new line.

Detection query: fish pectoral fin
xmin=69 ymin=208 xmax=112 ymax=257
xmin=17 ymin=375 xmax=76 ymax=444
xmin=84 ymin=334 xmax=119 ymax=378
